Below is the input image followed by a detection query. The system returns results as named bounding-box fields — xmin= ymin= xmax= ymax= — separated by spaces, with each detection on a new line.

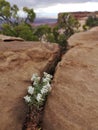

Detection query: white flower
xmin=47 ymin=82 xmax=52 ymax=92
xmin=33 ymin=81 xmax=37 ymax=85
xmin=37 ymin=76 xmax=40 ymax=81
xmin=46 ymin=82 xmax=51 ymax=87
xmin=31 ymin=73 xmax=38 ymax=81
xmin=42 ymin=78 xmax=48 ymax=83
xmin=42 ymin=77 xmax=52 ymax=83
xmin=43 ymin=83 xmax=52 ymax=92
xmin=33 ymin=76 xmax=41 ymax=86
xmin=28 ymin=86 xmax=34 ymax=95
xmin=43 ymin=72 xmax=48 ymax=76
xmin=42 ymin=77 xmax=50 ymax=83
xmin=24 ymin=95 xmax=31 ymax=103
xmin=48 ymin=86 xmax=52 ymax=92
xmin=43 ymin=72 xmax=52 ymax=79
xmin=46 ymin=77 xmax=51 ymax=82
xmin=41 ymin=87 xmax=48 ymax=94
xmin=43 ymin=82 xmax=50 ymax=89
xmin=36 ymin=93 xmax=43 ymax=102
xmin=24 ymin=72 xmax=52 ymax=107
xmin=43 ymin=85 xmax=48 ymax=89
xmin=46 ymin=74 xmax=53 ymax=79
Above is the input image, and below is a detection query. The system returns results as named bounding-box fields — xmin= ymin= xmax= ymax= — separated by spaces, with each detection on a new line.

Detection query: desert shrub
xmin=82 ymin=24 xmax=89 ymax=31
xmin=14 ymin=23 xmax=37 ymax=41
xmin=57 ymin=34 xmax=68 ymax=47
xmin=0 ymin=0 xmax=37 ymax=41
xmin=33 ymin=25 xmax=51 ymax=40
xmin=50 ymin=13 xmax=80 ymax=47
xmin=1 ymin=23 xmax=39 ymax=41
xmin=31 ymin=35 xmax=39 ymax=41
xmin=86 ymin=15 xmax=98 ymax=28
xmin=58 ymin=13 xmax=80 ymax=35
xmin=53 ymin=26 xmax=59 ymax=42
xmin=46 ymin=33 xmax=56 ymax=43
xmin=0 ymin=0 xmax=36 ymax=25
xmin=1 ymin=23 xmax=16 ymax=36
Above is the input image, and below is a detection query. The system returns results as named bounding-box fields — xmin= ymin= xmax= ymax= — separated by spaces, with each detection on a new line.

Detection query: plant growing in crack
xmin=24 ymin=72 xmax=53 ymax=110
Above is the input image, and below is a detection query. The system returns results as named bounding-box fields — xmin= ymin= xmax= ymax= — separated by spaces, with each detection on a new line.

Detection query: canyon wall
xmin=58 ymin=11 xmax=98 ymax=20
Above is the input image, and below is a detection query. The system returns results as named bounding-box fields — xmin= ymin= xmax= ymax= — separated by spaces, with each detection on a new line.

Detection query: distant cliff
xmin=58 ymin=11 xmax=98 ymax=20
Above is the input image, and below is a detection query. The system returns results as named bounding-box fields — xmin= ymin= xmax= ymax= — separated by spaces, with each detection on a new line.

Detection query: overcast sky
xmin=7 ymin=0 xmax=98 ymax=18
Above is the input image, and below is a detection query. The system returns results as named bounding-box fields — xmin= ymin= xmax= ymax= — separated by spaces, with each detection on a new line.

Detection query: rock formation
xmin=43 ymin=27 xmax=98 ymax=130
xmin=58 ymin=11 xmax=98 ymax=20
xmin=0 ymin=34 xmax=24 ymax=42
xmin=0 ymin=41 xmax=60 ymax=130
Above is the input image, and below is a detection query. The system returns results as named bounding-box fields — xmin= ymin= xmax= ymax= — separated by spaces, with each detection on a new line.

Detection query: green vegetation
xmin=33 ymin=25 xmax=51 ymax=41
xmin=0 ymin=0 xmax=18 ymax=25
xmin=1 ymin=23 xmax=16 ymax=36
xmin=0 ymin=0 xmax=80 ymax=47
xmin=0 ymin=0 xmax=36 ymax=40
xmin=83 ymin=15 xmax=98 ymax=30
xmin=82 ymin=24 xmax=89 ymax=31
xmin=58 ymin=13 xmax=80 ymax=37
xmin=14 ymin=23 xmax=38 ymax=41
xmin=0 ymin=0 xmax=35 ymax=24
xmin=50 ymin=13 xmax=80 ymax=46
xmin=46 ymin=33 xmax=56 ymax=43
xmin=24 ymin=72 xmax=52 ymax=109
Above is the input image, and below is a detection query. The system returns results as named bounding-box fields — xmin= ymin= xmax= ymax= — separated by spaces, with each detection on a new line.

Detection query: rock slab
xmin=0 ymin=34 xmax=24 ymax=42
xmin=0 ymin=41 xmax=60 ymax=130
xmin=43 ymin=27 xmax=98 ymax=130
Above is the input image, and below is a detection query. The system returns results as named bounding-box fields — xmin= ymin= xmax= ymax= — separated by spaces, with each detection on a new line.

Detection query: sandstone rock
xmin=0 ymin=34 xmax=24 ymax=42
xmin=0 ymin=41 xmax=60 ymax=130
xmin=43 ymin=28 xmax=98 ymax=130
xmin=68 ymin=27 xmax=98 ymax=47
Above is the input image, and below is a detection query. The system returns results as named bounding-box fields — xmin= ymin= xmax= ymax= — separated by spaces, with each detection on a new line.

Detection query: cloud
xmin=17 ymin=10 xmax=27 ymax=18
xmin=7 ymin=0 xmax=98 ymax=9
xmin=35 ymin=2 xmax=98 ymax=18
xmin=7 ymin=0 xmax=98 ymax=18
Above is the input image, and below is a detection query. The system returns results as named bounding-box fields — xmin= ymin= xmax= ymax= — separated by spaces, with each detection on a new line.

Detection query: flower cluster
xmin=24 ymin=72 xmax=52 ymax=109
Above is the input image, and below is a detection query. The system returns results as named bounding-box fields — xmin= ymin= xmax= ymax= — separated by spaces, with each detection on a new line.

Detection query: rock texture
xmin=68 ymin=27 xmax=98 ymax=47
xmin=43 ymin=27 xmax=98 ymax=130
xmin=0 ymin=41 xmax=60 ymax=130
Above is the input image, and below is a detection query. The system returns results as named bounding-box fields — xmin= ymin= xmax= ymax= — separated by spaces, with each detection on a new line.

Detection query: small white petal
xmin=37 ymin=77 xmax=40 ymax=81
xmin=24 ymin=95 xmax=31 ymax=103
xmin=41 ymin=88 xmax=48 ymax=94
xmin=28 ymin=86 xmax=34 ymax=95
xmin=43 ymin=72 xmax=48 ymax=76
xmin=33 ymin=81 xmax=37 ymax=85
xmin=36 ymin=93 xmax=43 ymax=102
xmin=42 ymin=78 xmax=49 ymax=83
xmin=31 ymin=73 xmax=38 ymax=81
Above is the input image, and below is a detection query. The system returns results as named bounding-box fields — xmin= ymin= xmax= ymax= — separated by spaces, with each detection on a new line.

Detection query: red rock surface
xmin=43 ymin=27 xmax=98 ymax=130
xmin=0 ymin=41 xmax=60 ymax=130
